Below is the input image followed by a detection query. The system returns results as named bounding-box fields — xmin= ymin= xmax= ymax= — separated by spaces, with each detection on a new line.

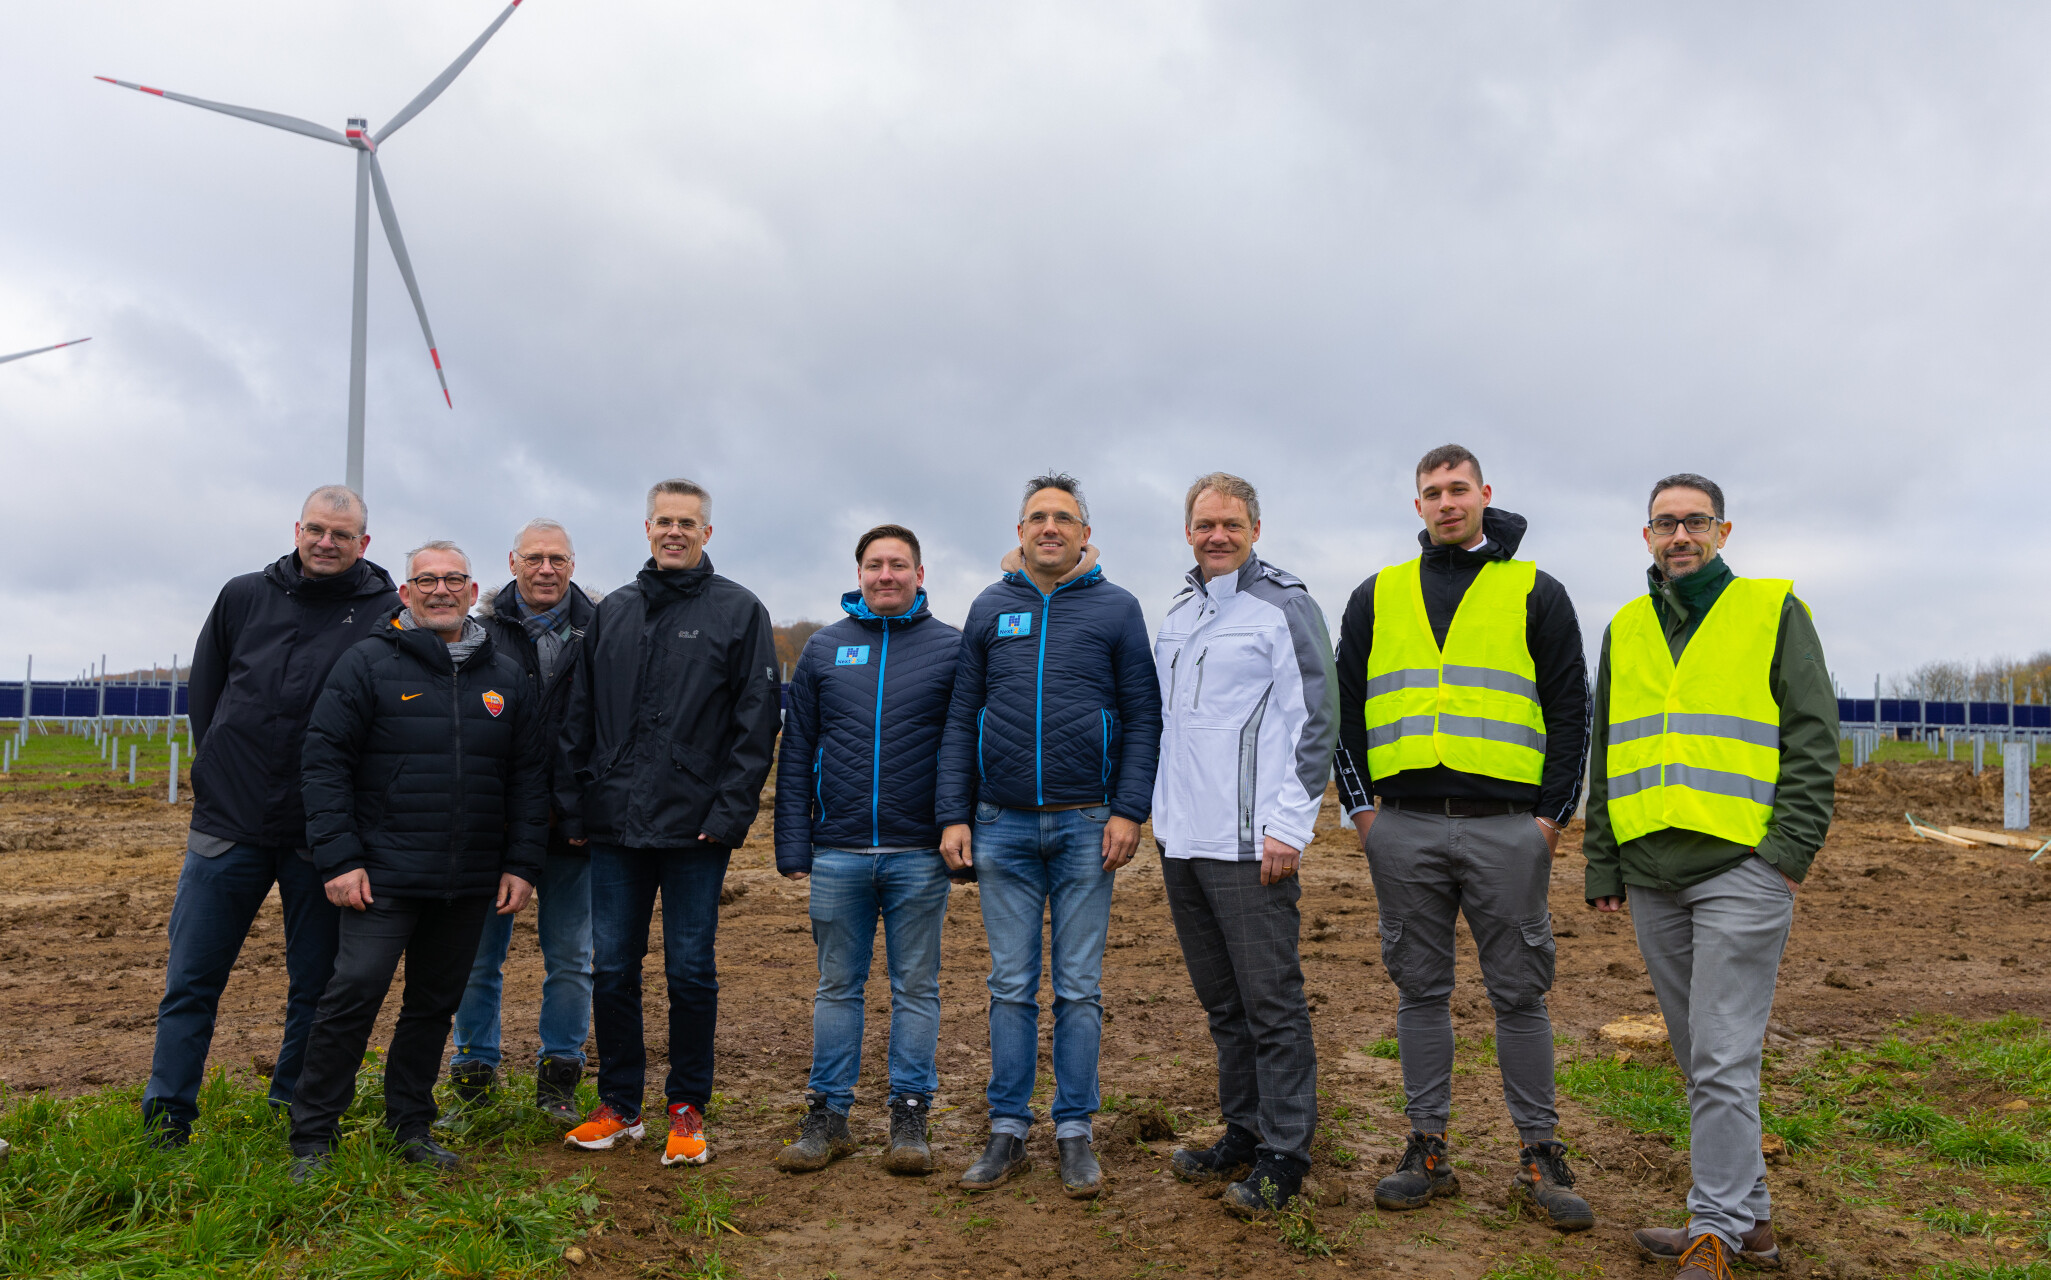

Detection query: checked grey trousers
xmin=1162 ymin=855 xmax=1318 ymax=1163
xmin=1630 ymin=854 xmax=1794 ymax=1251
xmin=1365 ymin=808 xmax=1559 ymax=1143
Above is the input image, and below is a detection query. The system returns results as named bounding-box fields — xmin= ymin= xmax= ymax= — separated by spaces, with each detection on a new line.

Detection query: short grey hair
xmin=1648 ymin=472 xmax=1726 ymax=521
xmin=1020 ymin=472 xmax=1089 ymax=524
xmin=302 ymin=484 xmax=367 ymax=531
xmin=1184 ymin=472 xmax=1259 ymax=528
xmin=405 ymin=540 xmax=472 ymax=579
xmin=514 ymin=517 xmax=575 ymax=556
xmin=647 ymin=478 xmax=711 ymax=520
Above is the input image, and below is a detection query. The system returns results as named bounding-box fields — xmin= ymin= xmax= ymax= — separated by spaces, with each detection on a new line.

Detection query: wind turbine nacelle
xmin=345 ymin=117 xmax=375 ymax=151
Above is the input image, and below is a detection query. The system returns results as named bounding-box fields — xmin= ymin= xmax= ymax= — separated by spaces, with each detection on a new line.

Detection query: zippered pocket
xmin=1100 ymin=709 xmax=1115 ymax=799
xmin=1193 ymin=647 xmax=1209 ymax=708
xmin=812 ymin=746 xmax=825 ymax=822
xmin=1168 ymin=649 xmax=1181 ymax=704
xmin=976 ymin=708 xmax=988 ymax=781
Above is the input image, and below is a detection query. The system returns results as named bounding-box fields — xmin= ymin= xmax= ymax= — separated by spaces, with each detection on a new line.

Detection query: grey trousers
xmin=1163 ymin=856 xmax=1318 ymax=1163
xmin=1630 ymin=854 xmax=1793 ymax=1251
xmin=1365 ymin=808 xmax=1558 ymax=1143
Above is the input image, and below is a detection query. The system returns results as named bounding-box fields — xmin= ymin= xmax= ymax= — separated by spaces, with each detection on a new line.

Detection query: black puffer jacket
xmin=301 ymin=613 xmax=549 ymax=896
xmin=188 ymin=553 xmax=400 ymax=847
xmin=476 ymin=581 xmax=600 ymax=858
xmin=558 ymin=557 xmax=781 ymax=850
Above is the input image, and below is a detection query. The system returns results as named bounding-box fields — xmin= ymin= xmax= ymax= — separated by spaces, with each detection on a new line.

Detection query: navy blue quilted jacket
xmin=935 ymin=551 xmax=1163 ymax=826
xmin=773 ymin=591 xmax=963 ymax=874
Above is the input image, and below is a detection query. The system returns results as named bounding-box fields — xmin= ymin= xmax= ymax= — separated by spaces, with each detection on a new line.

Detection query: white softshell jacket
xmin=1151 ymin=556 xmax=1340 ymax=860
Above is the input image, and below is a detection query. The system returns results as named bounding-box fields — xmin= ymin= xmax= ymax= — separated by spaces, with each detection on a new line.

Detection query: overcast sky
xmin=3 ymin=2 xmax=2044 ymax=693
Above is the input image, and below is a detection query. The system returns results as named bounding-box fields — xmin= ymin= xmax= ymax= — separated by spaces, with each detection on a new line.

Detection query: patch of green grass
xmin=1920 ymin=1264 xmax=2051 ymax=1280
xmin=1366 ymin=1038 xmax=1400 ymax=1060
xmin=1918 ymin=1205 xmax=2002 ymax=1238
xmin=674 ymin=1174 xmax=747 ymax=1238
xmin=1556 ymin=1056 xmax=1691 ymax=1146
xmin=1867 ymin=1101 xmax=1947 ymax=1143
xmin=1481 ymin=1254 xmax=1597 ymax=1279
xmin=0 ymin=722 xmax=190 ymax=793
xmin=1929 ymin=1116 xmax=2045 ymax=1168
xmin=1276 ymin=1197 xmax=1333 ymax=1258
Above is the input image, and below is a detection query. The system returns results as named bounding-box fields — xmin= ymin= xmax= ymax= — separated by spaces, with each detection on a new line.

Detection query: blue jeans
xmin=451 ymin=851 xmax=593 ymax=1069
xmin=806 ymin=847 xmax=951 ymax=1114
xmin=589 ymin=843 xmax=729 ymax=1119
xmin=142 ymin=843 xmax=340 ymax=1134
xmin=974 ymin=803 xmax=1117 ymax=1140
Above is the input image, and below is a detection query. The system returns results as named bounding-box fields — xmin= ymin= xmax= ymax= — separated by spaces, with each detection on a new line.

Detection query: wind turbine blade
xmin=0 ymin=337 xmax=92 ymax=366
xmin=374 ymin=0 xmax=525 ymax=144
xmin=367 ymin=153 xmax=452 ymax=407
xmin=95 ymin=77 xmax=349 ymax=146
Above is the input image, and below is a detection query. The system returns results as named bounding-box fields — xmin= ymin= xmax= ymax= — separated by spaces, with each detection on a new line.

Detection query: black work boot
xmin=433 ymin=1060 xmax=497 ymax=1134
xmin=398 ymin=1136 xmax=462 ymax=1170
xmin=774 ymin=1096 xmax=855 ymax=1173
xmin=1171 ymin=1122 xmax=1259 ymax=1183
xmin=958 ymin=1133 xmax=1032 ymax=1191
xmin=1058 ymin=1136 xmax=1102 ymax=1199
xmin=1374 ymin=1131 xmax=1459 ymax=1211
xmin=535 ymin=1057 xmax=583 ymax=1128
xmin=288 ymin=1151 xmax=329 ymax=1183
xmin=1511 ymin=1140 xmax=1594 ymax=1232
xmin=1223 ymin=1151 xmax=1308 ymax=1218
xmin=881 ymin=1096 xmax=934 ymax=1175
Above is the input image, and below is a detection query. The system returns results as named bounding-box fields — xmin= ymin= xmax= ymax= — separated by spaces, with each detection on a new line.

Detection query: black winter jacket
xmin=558 ymin=557 xmax=781 ymax=850
xmin=476 ymin=582 xmax=599 ymax=859
xmin=1333 ymin=509 xmax=1590 ymax=825
xmin=301 ymin=614 xmax=549 ymax=896
xmin=774 ymin=590 xmax=963 ymax=873
xmin=188 ymin=553 xmax=400 ymax=847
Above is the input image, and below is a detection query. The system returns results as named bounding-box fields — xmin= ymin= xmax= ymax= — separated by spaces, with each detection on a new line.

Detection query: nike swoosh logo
xmin=401 ymin=693 xmax=424 ymax=701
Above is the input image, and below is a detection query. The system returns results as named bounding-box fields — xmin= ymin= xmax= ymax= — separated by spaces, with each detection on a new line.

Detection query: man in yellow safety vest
xmin=1333 ymin=444 xmax=1593 ymax=1231
xmin=1585 ymin=473 xmax=1837 ymax=1280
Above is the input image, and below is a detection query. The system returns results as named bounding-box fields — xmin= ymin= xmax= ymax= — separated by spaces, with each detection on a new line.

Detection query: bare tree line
xmin=1888 ymin=652 xmax=2051 ymax=703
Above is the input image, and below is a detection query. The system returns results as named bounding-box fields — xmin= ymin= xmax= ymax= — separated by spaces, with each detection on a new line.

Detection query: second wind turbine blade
xmin=367 ymin=152 xmax=452 ymax=407
xmin=94 ymin=77 xmax=349 ymax=146
xmin=0 ymin=337 xmax=93 ymax=366
xmin=374 ymin=0 xmax=526 ymax=144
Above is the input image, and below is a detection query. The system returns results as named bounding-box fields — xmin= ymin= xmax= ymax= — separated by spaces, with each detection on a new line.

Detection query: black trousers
xmin=290 ymin=893 xmax=493 ymax=1154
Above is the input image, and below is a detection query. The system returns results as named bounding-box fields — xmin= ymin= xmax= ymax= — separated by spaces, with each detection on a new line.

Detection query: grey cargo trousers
xmin=1365 ymin=807 xmax=1558 ymax=1143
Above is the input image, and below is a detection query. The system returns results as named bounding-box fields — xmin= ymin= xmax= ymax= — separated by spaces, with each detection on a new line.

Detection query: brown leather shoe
xmin=1634 ymin=1222 xmax=1780 ymax=1268
xmin=1673 ymin=1233 xmax=1733 ymax=1280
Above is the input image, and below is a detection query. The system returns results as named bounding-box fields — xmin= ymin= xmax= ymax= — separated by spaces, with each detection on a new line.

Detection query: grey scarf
xmin=397 ymin=610 xmax=490 ymax=669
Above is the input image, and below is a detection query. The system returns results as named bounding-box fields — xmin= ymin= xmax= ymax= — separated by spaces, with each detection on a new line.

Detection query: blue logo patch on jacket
xmin=996 ymin=612 xmax=1033 ymax=638
xmin=835 ymin=645 xmax=870 ymax=666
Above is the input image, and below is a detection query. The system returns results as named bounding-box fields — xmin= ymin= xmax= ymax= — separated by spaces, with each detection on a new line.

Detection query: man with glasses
xmin=289 ymin=542 xmax=547 ymax=1179
xmin=142 ymin=485 xmax=398 ymax=1147
xmin=560 ymin=479 xmax=781 ymax=1169
xmin=441 ymin=519 xmax=600 ymax=1127
xmin=1585 ymin=474 xmax=1836 ymax=1280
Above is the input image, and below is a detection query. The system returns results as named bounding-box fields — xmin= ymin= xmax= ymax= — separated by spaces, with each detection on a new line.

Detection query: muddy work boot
xmin=1375 ymin=1131 xmax=1459 ymax=1211
xmin=1673 ymin=1233 xmax=1735 ymax=1280
xmin=432 ymin=1060 xmax=497 ymax=1133
xmin=1223 ymin=1151 xmax=1308 ymax=1218
xmin=1636 ymin=1222 xmax=1779 ymax=1269
xmin=1058 ymin=1136 xmax=1102 ymax=1199
xmin=1510 ymin=1140 xmax=1594 ymax=1232
xmin=534 ymin=1057 xmax=583 ymax=1129
xmin=958 ymin=1133 xmax=1032 ymax=1191
xmin=881 ymin=1096 xmax=934 ymax=1175
xmin=1170 ymin=1122 xmax=1258 ymax=1184
xmin=774 ymin=1096 xmax=855 ymax=1173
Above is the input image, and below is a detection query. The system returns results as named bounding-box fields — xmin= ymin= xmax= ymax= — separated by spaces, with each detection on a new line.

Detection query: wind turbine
xmin=0 ymin=337 xmax=92 ymax=366
xmin=98 ymin=0 xmax=527 ymax=495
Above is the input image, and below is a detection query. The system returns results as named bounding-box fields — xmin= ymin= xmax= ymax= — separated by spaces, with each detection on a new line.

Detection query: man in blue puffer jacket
xmin=772 ymin=524 xmax=962 ymax=1177
xmin=937 ymin=473 xmax=1163 ymax=1199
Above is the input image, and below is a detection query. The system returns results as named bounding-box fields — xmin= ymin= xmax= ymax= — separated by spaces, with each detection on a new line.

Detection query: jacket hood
xmin=264 ymin=552 xmax=397 ymax=600
xmin=840 ymin=589 xmax=933 ymax=628
xmin=1416 ymin=507 xmax=1527 ymax=563
xmin=477 ymin=581 xmax=602 ymax=622
xmin=1000 ymin=543 xmax=1102 ymax=590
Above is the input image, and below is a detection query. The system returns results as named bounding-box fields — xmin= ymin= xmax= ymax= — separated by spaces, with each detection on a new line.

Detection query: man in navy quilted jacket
xmin=772 ymin=524 xmax=962 ymax=1177
xmin=937 ymin=473 xmax=1164 ymax=1198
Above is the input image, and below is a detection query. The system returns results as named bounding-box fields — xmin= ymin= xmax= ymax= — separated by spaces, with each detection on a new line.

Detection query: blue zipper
xmin=1030 ymin=574 xmax=1086 ymax=806
xmin=813 ymin=746 xmax=825 ymax=823
xmin=1100 ymin=708 xmax=1113 ymax=803
xmin=870 ymin=619 xmax=890 ymax=848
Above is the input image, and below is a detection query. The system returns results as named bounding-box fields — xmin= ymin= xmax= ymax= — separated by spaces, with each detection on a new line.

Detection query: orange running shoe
xmin=662 ymin=1102 xmax=710 ymax=1166
xmin=563 ymin=1103 xmax=645 ymax=1150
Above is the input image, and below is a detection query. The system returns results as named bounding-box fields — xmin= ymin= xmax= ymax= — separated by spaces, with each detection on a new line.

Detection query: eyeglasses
xmin=1647 ymin=515 xmax=1718 ymax=536
xmin=302 ymin=523 xmax=363 ymax=544
xmin=407 ymin=573 xmax=472 ymax=592
xmin=518 ymin=553 xmax=572 ymax=570
xmin=650 ymin=517 xmax=704 ymax=533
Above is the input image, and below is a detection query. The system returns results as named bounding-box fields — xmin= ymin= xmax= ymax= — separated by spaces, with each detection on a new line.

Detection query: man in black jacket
xmin=142 ymin=485 xmax=398 ymax=1146
xmin=443 ymin=518 xmax=599 ymax=1126
xmin=289 ymin=541 xmax=546 ymax=1179
xmin=1333 ymin=445 xmax=1593 ymax=1230
xmin=559 ymin=478 xmax=781 ymax=1169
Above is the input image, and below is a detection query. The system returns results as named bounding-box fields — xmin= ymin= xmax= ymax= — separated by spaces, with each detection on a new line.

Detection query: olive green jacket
xmin=1583 ymin=556 xmax=1838 ymax=901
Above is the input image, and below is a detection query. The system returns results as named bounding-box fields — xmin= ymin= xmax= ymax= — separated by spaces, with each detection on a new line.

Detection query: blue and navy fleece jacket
xmin=773 ymin=591 xmax=963 ymax=874
xmin=935 ymin=548 xmax=1163 ymax=826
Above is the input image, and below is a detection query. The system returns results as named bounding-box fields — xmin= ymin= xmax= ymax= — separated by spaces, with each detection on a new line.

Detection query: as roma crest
xmin=482 ymin=690 xmax=505 ymax=718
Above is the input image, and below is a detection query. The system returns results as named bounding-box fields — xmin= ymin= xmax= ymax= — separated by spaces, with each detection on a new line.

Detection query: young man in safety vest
xmin=1585 ymin=474 xmax=1836 ymax=1280
xmin=1333 ymin=444 xmax=1592 ymax=1230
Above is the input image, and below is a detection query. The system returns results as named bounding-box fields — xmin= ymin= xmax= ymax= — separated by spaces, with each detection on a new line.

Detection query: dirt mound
xmin=1833 ymin=759 xmax=2049 ymax=828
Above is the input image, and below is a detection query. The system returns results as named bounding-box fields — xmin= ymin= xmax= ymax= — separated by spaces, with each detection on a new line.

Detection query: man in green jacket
xmin=1585 ymin=473 xmax=1837 ymax=1280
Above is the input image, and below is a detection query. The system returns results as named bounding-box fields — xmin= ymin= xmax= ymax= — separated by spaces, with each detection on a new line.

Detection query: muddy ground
xmin=3 ymin=760 xmax=2050 ymax=1278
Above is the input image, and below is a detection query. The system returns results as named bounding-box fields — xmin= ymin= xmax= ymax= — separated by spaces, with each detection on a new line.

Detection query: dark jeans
xmin=589 ymin=843 xmax=730 ymax=1119
xmin=289 ymin=894 xmax=493 ymax=1154
xmin=142 ymin=843 xmax=340 ymax=1136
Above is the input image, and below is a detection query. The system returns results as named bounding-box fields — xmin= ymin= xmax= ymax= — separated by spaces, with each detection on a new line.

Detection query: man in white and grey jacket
xmin=1153 ymin=472 xmax=1339 ymax=1217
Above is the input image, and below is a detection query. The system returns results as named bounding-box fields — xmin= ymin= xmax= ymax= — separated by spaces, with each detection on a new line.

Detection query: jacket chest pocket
xmin=1179 ymin=627 xmax=1270 ymax=725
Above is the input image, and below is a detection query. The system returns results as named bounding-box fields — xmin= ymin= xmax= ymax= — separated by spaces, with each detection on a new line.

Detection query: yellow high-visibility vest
xmin=1604 ymin=577 xmax=1791 ymax=846
xmin=1364 ymin=557 xmax=1546 ymax=784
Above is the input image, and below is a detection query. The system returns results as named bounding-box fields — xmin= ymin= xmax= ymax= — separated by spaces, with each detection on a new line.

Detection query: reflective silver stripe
xmin=1665 ymin=763 xmax=1776 ymax=807
xmin=1667 ymin=713 xmax=1780 ymax=750
xmin=1437 ymin=714 xmax=1546 ymax=753
xmin=1609 ymin=714 xmax=1666 ymax=744
xmin=1366 ymin=668 xmax=1439 ymax=699
xmin=1366 ymin=714 xmax=1437 ymax=751
xmin=1606 ymin=764 xmax=1663 ymax=799
xmin=1441 ymin=664 xmax=1539 ymax=701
